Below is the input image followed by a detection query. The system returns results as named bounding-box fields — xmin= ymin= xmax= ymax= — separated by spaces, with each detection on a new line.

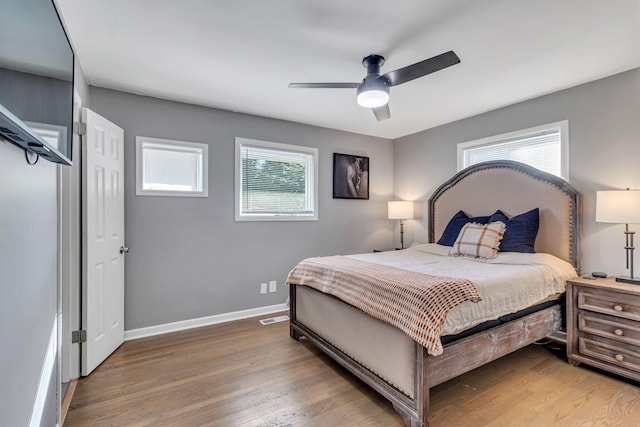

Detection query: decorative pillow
xmin=437 ymin=211 xmax=491 ymax=246
xmin=489 ymin=208 xmax=539 ymax=253
xmin=449 ymin=221 xmax=506 ymax=259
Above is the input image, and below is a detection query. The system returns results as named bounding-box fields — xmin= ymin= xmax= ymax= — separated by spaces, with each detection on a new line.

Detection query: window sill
xmin=235 ymin=214 xmax=318 ymax=222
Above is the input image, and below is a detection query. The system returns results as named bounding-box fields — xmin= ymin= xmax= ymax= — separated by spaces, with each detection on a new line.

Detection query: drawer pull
xmin=613 ymin=305 xmax=624 ymax=312
xmin=615 ymin=354 xmax=625 ymax=362
xmin=614 ymin=329 xmax=624 ymax=336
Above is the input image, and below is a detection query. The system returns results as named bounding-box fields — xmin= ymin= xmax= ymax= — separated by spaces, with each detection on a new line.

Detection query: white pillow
xmin=449 ymin=221 xmax=506 ymax=259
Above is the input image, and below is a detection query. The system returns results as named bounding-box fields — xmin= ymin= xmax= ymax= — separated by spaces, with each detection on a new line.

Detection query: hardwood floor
xmin=66 ymin=313 xmax=640 ymax=427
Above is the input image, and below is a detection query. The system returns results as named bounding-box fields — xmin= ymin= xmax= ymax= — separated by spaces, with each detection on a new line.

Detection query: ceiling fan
xmin=289 ymin=50 xmax=460 ymax=121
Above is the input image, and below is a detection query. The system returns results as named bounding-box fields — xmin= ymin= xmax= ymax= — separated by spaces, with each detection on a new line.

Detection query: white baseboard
xmin=30 ymin=317 xmax=57 ymax=427
xmin=124 ymin=303 xmax=289 ymax=341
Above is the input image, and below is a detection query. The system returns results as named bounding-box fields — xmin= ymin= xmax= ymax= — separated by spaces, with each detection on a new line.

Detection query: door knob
xmin=120 ymin=246 xmax=130 ymax=254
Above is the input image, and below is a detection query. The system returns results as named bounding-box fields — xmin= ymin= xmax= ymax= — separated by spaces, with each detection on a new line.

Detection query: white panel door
xmin=82 ymin=108 xmax=125 ymax=375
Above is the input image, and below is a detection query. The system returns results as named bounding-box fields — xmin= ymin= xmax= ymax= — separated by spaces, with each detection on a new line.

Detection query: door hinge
xmin=73 ymin=122 xmax=87 ymax=136
xmin=72 ymin=330 xmax=87 ymax=343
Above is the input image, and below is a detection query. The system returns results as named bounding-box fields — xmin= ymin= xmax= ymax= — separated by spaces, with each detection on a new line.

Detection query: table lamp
xmin=596 ymin=189 xmax=640 ymax=284
xmin=388 ymin=201 xmax=414 ymax=249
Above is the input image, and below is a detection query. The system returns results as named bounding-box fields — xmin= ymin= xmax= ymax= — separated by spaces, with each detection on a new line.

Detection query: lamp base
xmin=616 ymin=276 xmax=640 ymax=285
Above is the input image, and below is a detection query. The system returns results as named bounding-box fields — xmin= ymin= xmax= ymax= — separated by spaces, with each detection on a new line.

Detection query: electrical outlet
xmin=268 ymin=280 xmax=277 ymax=293
xmin=260 ymin=283 xmax=268 ymax=294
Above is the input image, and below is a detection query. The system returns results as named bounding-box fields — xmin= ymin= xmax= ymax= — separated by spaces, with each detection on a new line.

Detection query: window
xmin=136 ymin=136 xmax=208 ymax=197
xmin=25 ymin=121 xmax=67 ymax=151
xmin=235 ymin=137 xmax=318 ymax=221
xmin=457 ymin=121 xmax=568 ymax=179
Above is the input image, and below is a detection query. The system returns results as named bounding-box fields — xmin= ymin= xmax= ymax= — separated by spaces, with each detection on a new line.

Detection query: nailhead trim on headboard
xmin=428 ymin=160 xmax=582 ymax=273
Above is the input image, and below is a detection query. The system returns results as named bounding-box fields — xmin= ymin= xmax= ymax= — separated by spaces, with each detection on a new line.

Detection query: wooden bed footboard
xmin=289 ymin=284 xmax=563 ymax=427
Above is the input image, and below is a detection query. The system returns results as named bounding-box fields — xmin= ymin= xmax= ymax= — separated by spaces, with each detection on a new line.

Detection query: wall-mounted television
xmin=0 ymin=0 xmax=75 ymax=165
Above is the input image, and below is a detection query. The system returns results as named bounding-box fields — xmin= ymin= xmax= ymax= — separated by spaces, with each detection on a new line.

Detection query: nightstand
xmin=566 ymin=276 xmax=640 ymax=382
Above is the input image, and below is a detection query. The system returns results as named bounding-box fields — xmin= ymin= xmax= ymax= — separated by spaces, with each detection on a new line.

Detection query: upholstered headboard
xmin=428 ymin=161 xmax=582 ymax=272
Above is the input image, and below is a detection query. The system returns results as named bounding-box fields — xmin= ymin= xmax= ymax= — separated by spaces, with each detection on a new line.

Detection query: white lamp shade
xmin=596 ymin=190 xmax=640 ymax=224
xmin=388 ymin=201 xmax=414 ymax=220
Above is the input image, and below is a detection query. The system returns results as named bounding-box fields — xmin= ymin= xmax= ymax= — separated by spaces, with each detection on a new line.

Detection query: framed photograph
xmin=333 ymin=153 xmax=369 ymax=199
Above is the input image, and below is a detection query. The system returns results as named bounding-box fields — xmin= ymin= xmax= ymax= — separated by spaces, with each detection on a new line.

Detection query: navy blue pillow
xmin=489 ymin=208 xmax=539 ymax=253
xmin=437 ymin=210 xmax=491 ymax=246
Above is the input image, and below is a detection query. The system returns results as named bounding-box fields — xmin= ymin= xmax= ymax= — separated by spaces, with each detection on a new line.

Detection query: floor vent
xmin=259 ymin=315 xmax=289 ymax=326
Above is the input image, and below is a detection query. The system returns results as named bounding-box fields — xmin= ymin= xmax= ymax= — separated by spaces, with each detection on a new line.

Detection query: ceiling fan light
xmin=356 ymin=89 xmax=389 ymax=108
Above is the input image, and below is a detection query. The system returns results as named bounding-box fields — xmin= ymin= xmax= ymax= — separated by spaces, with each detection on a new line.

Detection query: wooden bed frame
xmin=289 ymin=161 xmax=582 ymax=426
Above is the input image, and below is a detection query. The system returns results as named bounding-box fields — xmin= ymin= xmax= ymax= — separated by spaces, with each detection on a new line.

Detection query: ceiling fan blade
xmin=372 ymin=104 xmax=390 ymax=121
xmin=288 ymin=82 xmax=360 ymax=89
xmin=381 ymin=50 xmax=460 ymax=87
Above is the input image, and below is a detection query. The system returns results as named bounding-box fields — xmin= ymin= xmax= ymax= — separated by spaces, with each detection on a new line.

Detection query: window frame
xmin=457 ymin=120 xmax=569 ymax=180
xmin=235 ymin=137 xmax=318 ymax=222
xmin=25 ymin=121 xmax=68 ymax=152
xmin=135 ymin=136 xmax=208 ymax=197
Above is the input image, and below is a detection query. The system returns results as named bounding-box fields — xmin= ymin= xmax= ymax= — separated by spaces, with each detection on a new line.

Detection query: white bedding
xmin=348 ymin=243 xmax=576 ymax=336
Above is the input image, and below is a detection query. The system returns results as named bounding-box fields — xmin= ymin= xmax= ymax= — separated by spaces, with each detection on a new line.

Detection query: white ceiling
xmin=57 ymin=0 xmax=640 ymax=139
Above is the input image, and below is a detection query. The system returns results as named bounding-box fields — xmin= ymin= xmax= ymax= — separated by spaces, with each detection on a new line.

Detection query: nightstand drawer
xmin=578 ymin=312 xmax=640 ymax=346
xmin=578 ymin=289 xmax=640 ymax=321
xmin=579 ymin=336 xmax=640 ymax=373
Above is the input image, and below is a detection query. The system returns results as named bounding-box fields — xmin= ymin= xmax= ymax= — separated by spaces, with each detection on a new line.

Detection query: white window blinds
xmin=458 ymin=121 xmax=568 ymax=179
xmin=235 ymin=138 xmax=318 ymax=221
xmin=142 ymin=143 xmax=203 ymax=191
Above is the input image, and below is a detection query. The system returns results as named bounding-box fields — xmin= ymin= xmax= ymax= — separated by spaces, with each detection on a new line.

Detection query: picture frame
xmin=333 ymin=153 xmax=369 ymax=200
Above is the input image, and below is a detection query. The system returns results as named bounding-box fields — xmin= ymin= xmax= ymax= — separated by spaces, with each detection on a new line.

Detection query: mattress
xmin=347 ymin=243 xmax=577 ymax=336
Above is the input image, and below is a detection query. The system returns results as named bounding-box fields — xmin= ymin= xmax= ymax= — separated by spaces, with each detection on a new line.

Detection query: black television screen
xmin=0 ymin=0 xmax=74 ymax=165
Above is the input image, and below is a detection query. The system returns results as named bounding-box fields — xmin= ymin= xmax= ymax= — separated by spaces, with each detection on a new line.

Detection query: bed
xmin=287 ymin=160 xmax=582 ymax=427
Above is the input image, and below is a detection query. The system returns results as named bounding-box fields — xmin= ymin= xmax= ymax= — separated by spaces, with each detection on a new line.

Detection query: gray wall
xmin=0 ymin=67 xmax=73 ymax=129
xmin=0 ymin=139 xmax=58 ymax=426
xmin=394 ymin=68 xmax=640 ymax=276
xmin=89 ymin=87 xmax=394 ymax=330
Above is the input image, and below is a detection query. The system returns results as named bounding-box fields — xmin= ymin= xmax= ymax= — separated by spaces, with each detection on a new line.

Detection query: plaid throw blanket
xmin=287 ymin=255 xmax=481 ymax=356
